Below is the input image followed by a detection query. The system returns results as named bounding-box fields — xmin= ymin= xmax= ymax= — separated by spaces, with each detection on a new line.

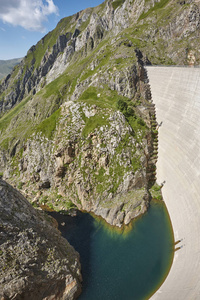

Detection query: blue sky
xmin=0 ymin=0 xmax=104 ymax=60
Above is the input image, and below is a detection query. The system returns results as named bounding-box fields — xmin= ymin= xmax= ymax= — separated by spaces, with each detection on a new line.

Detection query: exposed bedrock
xmin=0 ymin=179 xmax=82 ymax=300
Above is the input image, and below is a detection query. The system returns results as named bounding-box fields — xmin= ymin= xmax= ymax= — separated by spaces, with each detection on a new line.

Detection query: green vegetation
xmin=39 ymin=196 xmax=48 ymax=205
xmin=131 ymin=157 xmax=142 ymax=172
xmin=42 ymin=74 xmax=71 ymax=99
xmin=112 ymin=0 xmax=126 ymax=10
xmin=116 ymin=98 xmax=147 ymax=139
xmin=55 ymin=198 xmax=76 ymax=211
xmin=115 ymin=133 xmax=130 ymax=154
xmin=94 ymin=167 xmax=106 ymax=182
xmin=139 ymin=0 xmax=170 ymax=20
xmin=0 ymin=96 xmax=31 ymax=132
xmin=79 ymin=86 xmax=130 ymax=110
xmin=80 ymin=87 xmax=99 ymax=102
xmin=0 ymin=138 xmax=9 ymax=150
xmin=35 ymin=108 xmax=61 ymax=139
xmin=79 ymin=87 xmax=147 ymax=142
xmin=24 ymin=15 xmax=73 ymax=70
xmin=116 ymin=99 xmax=135 ymax=119
xmin=150 ymin=183 xmax=163 ymax=201
xmin=17 ymin=182 xmax=23 ymax=190
xmin=0 ymin=0 xmax=171 ymax=215
xmin=82 ymin=113 xmax=109 ymax=138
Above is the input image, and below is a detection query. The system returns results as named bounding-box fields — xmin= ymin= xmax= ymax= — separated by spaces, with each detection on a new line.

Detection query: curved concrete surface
xmin=147 ymin=67 xmax=200 ymax=300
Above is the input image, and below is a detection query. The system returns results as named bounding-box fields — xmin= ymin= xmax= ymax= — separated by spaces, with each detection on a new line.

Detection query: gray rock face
xmin=9 ymin=101 xmax=149 ymax=227
xmin=0 ymin=179 xmax=82 ymax=300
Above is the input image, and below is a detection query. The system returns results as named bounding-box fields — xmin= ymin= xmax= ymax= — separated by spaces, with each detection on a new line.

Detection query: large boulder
xmin=0 ymin=179 xmax=82 ymax=300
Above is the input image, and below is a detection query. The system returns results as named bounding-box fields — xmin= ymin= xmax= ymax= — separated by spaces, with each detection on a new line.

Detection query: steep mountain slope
xmin=1 ymin=0 xmax=198 ymax=227
xmin=0 ymin=178 xmax=82 ymax=299
xmin=0 ymin=58 xmax=22 ymax=80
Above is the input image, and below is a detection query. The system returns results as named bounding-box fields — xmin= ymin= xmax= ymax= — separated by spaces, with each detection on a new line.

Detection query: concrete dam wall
xmin=147 ymin=67 xmax=200 ymax=300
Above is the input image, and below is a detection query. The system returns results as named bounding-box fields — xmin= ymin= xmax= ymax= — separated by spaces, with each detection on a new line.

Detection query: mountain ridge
xmin=0 ymin=58 xmax=22 ymax=80
xmin=1 ymin=0 xmax=198 ymax=227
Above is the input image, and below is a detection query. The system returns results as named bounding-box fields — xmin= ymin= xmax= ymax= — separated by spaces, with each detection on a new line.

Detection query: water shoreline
xmin=50 ymin=199 xmax=174 ymax=300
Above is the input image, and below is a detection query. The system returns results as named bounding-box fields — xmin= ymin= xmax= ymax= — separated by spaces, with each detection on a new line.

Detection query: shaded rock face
xmin=0 ymin=179 xmax=82 ymax=300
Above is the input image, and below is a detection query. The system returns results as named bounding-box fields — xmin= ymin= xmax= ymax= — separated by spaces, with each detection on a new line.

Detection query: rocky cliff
xmin=0 ymin=51 xmax=158 ymax=227
xmin=0 ymin=178 xmax=82 ymax=300
xmin=3 ymin=0 xmax=195 ymax=229
xmin=0 ymin=0 xmax=163 ymax=228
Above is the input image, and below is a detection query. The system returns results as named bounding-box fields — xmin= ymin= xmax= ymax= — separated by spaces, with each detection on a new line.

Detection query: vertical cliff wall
xmin=147 ymin=66 xmax=200 ymax=300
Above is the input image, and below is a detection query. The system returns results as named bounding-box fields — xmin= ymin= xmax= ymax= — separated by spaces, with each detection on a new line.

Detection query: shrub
xmin=116 ymin=99 xmax=128 ymax=112
xmin=137 ymin=117 xmax=146 ymax=126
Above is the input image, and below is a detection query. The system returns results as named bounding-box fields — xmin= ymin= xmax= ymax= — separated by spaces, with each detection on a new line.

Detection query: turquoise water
xmin=52 ymin=201 xmax=174 ymax=300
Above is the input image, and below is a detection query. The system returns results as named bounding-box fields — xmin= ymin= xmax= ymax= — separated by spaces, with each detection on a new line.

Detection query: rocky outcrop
xmin=3 ymin=102 xmax=148 ymax=227
xmin=0 ymin=179 xmax=82 ymax=299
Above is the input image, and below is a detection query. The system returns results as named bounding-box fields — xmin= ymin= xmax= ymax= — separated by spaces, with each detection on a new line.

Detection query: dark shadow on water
xmin=49 ymin=211 xmax=94 ymax=293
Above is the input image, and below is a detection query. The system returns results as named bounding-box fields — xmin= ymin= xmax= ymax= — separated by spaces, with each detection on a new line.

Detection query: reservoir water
xmin=51 ymin=201 xmax=174 ymax=300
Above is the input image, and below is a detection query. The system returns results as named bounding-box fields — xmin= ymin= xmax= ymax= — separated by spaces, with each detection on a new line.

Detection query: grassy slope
xmin=0 ymin=33 xmax=141 ymax=149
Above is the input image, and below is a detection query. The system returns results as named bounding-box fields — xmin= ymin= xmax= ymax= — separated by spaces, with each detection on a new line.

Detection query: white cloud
xmin=0 ymin=0 xmax=59 ymax=32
